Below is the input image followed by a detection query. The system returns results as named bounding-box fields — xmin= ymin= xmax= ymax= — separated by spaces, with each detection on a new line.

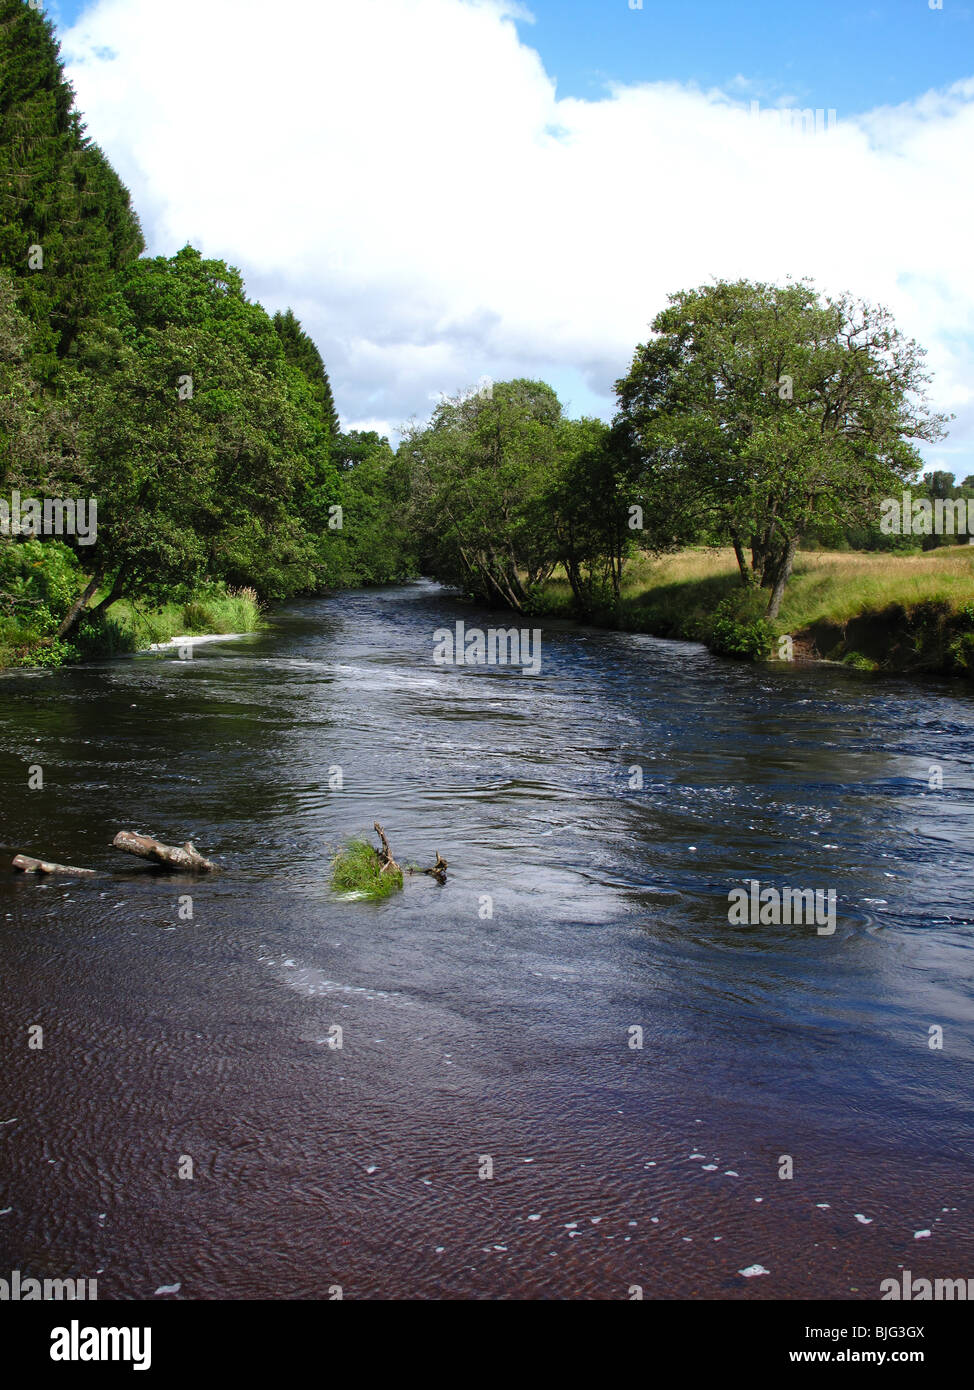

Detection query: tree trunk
xmin=92 ymin=565 xmax=129 ymax=615
xmin=564 ymin=555 xmax=584 ymax=608
xmin=731 ymin=532 xmax=753 ymax=586
xmin=765 ymin=537 xmax=799 ymax=620
xmin=611 ymin=531 xmax=623 ymax=605
xmin=57 ymin=572 xmax=102 ymax=639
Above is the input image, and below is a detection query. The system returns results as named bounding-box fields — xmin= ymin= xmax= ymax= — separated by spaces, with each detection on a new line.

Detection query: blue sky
xmin=529 ymin=0 xmax=971 ymax=110
xmin=52 ymin=1 xmax=974 ymax=460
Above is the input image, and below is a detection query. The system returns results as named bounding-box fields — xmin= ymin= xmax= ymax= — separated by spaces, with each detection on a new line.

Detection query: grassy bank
xmin=105 ymin=587 xmax=263 ymax=653
xmin=535 ymin=546 xmax=974 ymax=678
xmin=0 ymin=546 xmax=263 ymax=670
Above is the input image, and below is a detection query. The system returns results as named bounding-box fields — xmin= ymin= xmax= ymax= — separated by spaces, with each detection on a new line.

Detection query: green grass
xmin=3 ymin=583 xmax=264 ymax=669
xmin=330 ymin=839 xmax=404 ymax=900
xmin=533 ymin=546 xmax=974 ymax=676
xmin=106 ymin=586 xmax=263 ymax=653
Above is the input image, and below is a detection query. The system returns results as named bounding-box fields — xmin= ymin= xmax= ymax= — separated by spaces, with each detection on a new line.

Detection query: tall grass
xmin=4 ymin=584 xmax=264 ymax=668
xmin=535 ymin=545 xmax=974 ymax=674
xmin=104 ymin=585 xmax=262 ymax=653
xmin=613 ymin=546 xmax=974 ymax=632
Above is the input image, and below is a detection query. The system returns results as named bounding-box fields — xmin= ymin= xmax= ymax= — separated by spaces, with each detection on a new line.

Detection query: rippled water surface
xmin=1 ymin=580 xmax=972 ymax=1298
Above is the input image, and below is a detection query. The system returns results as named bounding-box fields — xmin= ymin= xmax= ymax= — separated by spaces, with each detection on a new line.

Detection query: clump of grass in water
xmin=331 ymin=839 xmax=403 ymax=900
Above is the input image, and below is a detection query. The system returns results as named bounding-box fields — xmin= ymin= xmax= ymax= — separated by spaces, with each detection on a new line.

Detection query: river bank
xmin=534 ymin=547 xmax=974 ymax=680
xmin=0 ymin=577 xmax=264 ymax=671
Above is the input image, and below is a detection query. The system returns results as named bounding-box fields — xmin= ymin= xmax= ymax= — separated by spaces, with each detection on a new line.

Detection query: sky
xmin=42 ymin=0 xmax=974 ymax=466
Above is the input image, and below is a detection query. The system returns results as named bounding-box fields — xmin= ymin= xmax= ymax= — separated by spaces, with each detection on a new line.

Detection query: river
xmin=1 ymin=580 xmax=972 ymax=1298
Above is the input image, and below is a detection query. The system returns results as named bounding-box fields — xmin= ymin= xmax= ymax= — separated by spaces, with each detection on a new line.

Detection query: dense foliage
xmin=402 ymin=281 xmax=951 ymax=626
xmin=1 ymin=4 xmax=956 ymax=670
xmin=401 ymin=381 xmax=643 ymax=615
xmin=1 ymin=2 xmax=410 ymax=666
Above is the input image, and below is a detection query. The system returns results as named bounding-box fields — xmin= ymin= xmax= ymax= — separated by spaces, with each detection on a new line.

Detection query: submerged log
xmin=12 ymin=854 xmax=96 ymax=877
xmin=372 ymin=823 xmax=447 ymax=884
xmin=112 ymin=831 xmax=217 ymax=873
xmin=409 ymin=851 xmax=448 ymax=886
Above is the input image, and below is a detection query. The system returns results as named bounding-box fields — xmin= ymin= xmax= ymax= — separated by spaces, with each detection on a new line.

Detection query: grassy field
xmin=536 ymin=546 xmax=974 ymax=676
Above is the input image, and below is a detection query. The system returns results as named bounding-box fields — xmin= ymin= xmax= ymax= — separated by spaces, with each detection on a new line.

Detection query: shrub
xmin=19 ymin=638 xmax=80 ymax=668
xmin=841 ymin=651 xmax=878 ymax=672
xmin=75 ymin=614 xmax=136 ymax=660
xmin=708 ymin=596 xmax=775 ymax=661
xmin=947 ymin=630 xmax=974 ymax=676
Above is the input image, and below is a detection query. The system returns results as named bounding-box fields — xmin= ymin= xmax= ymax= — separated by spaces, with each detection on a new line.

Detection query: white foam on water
xmin=145 ymin=633 xmax=251 ymax=652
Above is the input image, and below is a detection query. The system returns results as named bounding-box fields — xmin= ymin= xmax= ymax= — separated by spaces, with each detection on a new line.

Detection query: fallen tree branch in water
xmin=408 ymin=851 xmax=448 ymax=886
xmin=12 ymin=854 xmax=96 ymax=877
xmin=373 ymin=823 xmax=447 ymax=885
xmin=112 ymin=831 xmax=217 ymax=873
xmin=373 ymin=822 xmax=401 ymax=877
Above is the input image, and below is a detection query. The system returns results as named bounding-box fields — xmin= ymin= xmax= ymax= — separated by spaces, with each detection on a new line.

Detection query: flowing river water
xmin=1 ymin=579 xmax=972 ymax=1299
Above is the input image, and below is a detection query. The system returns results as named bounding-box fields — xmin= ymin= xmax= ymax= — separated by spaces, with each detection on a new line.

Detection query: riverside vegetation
xmin=2 ymin=1 xmax=970 ymax=679
xmin=537 ymin=547 xmax=974 ymax=676
xmin=0 ymin=3 xmax=412 ymax=668
xmin=331 ymin=840 xmax=404 ymax=902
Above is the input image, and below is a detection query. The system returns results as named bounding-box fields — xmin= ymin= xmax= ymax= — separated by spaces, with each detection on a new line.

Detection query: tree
xmin=0 ymin=0 xmax=143 ymax=381
xmin=57 ymin=246 xmax=345 ymax=636
xmin=1 ymin=269 xmax=84 ymax=628
xmin=272 ymin=308 xmax=340 ymax=442
xmin=0 ymin=269 xmax=76 ymax=495
xmin=615 ymin=278 xmax=951 ymax=617
xmin=337 ymin=430 xmax=416 ymax=584
xmin=403 ymin=379 xmax=563 ymax=611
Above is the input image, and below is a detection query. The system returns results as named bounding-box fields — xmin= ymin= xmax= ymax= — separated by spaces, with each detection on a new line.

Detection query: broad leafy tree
xmin=404 ymin=379 xmax=563 ymax=611
xmin=615 ymin=279 xmax=950 ymax=616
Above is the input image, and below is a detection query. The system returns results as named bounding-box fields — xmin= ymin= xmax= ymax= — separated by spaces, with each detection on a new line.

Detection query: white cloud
xmin=62 ymin=0 xmax=974 ymax=467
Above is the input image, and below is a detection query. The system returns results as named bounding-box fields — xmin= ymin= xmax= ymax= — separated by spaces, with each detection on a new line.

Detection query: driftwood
xmin=112 ymin=831 xmax=217 ymax=873
xmin=372 ymin=822 xmax=447 ymax=885
xmin=373 ymin=822 xmax=401 ymax=877
xmin=409 ymin=851 xmax=448 ymax=886
xmin=12 ymin=854 xmax=96 ymax=877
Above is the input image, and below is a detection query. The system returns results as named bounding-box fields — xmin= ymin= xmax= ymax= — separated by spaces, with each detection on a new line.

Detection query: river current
xmin=1 ymin=580 xmax=972 ymax=1298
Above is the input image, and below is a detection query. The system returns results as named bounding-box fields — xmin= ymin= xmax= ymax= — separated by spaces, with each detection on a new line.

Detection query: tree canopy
xmin=614 ymin=278 xmax=950 ymax=616
xmin=1 ymin=3 xmax=406 ymax=660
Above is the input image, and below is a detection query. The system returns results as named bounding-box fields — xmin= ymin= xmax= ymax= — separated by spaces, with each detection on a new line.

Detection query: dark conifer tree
xmin=0 ymin=0 xmax=143 ymax=380
xmin=272 ymin=308 xmax=341 ymax=440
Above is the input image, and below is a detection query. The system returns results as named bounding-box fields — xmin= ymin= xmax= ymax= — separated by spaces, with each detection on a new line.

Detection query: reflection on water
xmin=0 ymin=580 xmax=972 ymax=1298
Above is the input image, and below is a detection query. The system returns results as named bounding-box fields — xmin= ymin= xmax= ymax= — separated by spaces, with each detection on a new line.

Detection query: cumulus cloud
xmin=61 ymin=0 xmax=973 ymax=465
